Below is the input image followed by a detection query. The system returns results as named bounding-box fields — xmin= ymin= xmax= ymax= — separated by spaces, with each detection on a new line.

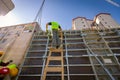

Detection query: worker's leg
xmin=56 ymin=30 xmax=60 ymax=48
xmin=52 ymin=30 xmax=57 ymax=48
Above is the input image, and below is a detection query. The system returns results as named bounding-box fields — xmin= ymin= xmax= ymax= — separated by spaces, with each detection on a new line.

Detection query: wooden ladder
xmin=41 ymin=47 xmax=64 ymax=80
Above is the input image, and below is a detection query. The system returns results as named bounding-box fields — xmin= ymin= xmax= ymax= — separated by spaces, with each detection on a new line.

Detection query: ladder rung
xmin=50 ymin=48 xmax=63 ymax=52
xmin=48 ymin=57 xmax=63 ymax=60
xmin=45 ymin=67 xmax=63 ymax=72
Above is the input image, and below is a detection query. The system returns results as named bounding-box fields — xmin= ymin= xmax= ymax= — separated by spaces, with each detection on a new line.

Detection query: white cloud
xmin=105 ymin=0 xmax=120 ymax=7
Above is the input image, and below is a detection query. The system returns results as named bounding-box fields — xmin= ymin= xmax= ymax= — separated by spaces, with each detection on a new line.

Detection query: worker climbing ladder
xmin=41 ymin=30 xmax=64 ymax=80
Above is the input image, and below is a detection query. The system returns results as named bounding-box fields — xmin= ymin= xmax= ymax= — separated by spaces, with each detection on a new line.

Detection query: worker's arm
xmin=59 ymin=26 xmax=62 ymax=31
xmin=46 ymin=22 xmax=51 ymax=33
xmin=46 ymin=23 xmax=49 ymax=32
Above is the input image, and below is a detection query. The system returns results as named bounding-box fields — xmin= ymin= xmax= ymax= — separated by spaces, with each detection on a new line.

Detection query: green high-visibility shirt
xmin=48 ymin=22 xmax=60 ymax=30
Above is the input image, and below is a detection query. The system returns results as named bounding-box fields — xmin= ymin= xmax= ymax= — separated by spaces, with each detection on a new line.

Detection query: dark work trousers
xmin=52 ymin=29 xmax=60 ymax=48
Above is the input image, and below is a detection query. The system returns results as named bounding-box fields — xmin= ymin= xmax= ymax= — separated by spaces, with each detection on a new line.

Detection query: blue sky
xmin=0 ymin=0 xmax=120 ymax=30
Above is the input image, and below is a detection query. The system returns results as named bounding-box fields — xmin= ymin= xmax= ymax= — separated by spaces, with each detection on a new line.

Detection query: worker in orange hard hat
xmin=46 ymin=21 xmax=62 ymax=48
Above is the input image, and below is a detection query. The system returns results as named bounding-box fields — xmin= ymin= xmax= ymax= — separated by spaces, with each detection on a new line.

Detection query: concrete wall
xmin=0 ymin=22 xmax=40 ymax=66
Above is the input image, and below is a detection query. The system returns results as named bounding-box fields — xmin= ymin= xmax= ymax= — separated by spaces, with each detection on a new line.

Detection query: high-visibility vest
xmin=51 ymin=22 xmax=60 ymax=30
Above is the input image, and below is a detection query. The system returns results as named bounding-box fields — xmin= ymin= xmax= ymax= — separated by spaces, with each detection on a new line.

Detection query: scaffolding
xmin=16 ymin=27 xmax=120 ymax=80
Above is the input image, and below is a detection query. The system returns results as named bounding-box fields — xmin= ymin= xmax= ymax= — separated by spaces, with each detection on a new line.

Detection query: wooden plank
xmin=45 ymin=67 xmax=63 ymax=72
xmin=49 ymin=48 xmax=63 ymax=52
xmin=48 ymin=57 xmax=62 ymax=61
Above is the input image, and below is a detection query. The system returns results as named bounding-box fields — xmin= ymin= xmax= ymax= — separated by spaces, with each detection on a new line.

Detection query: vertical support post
xmin=64 ymin=32 xmax=70 ymax=80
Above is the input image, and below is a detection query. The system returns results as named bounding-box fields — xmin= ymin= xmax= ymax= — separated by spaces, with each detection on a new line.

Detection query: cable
xmin=34 ymin=0 xmax=46 ymax=26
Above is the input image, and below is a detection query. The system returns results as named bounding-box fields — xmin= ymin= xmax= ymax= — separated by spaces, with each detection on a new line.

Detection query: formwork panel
xmin=108 ymin=43 xmax=120 ymax=48
xmin=68 ymin=50 xmax=88 ymax=55
xmin=35 ymin=31 xmax=46 ymax=35
xmin=86 ymin=33 xmax=99 ymax=36
xmin=69 ymin=66 xmax=93 ymax=74
xmin=91 ymin=49 xmax=111 ymax=55
xmin=20 ymin=67 xmax=42 ymax=75
xmin=18 ymin=76 xmax=40 ymax=80
xmin=91 ymin=56 xmax=116 ymax=64
xmin=85 ymin=38 xmax=102 ymax=43
xmin=66 ymin=39 xmax=83 ymax=43
xmin=32 ymin=40 xmax=47 ymax=44
xmin=66 ymin=34 xmax=81 ymax=38
xmin=98 ymin=75 xmax=111 ymax=80
xmin=104 ymin=32 xmax=117 ymax=36
xmin=27 ymin=51 xmax=45 ymax=57
xmin=88 ymin=43 xmax=106 ymax=48
xmin=29 ymin=45 xmax=46 ymax=50
xmin=67 ymin=44 xmax=86 ymax=49
xmin=84 ymin=35 xmax=100 ymax=39
xmin=34 ymin=36 xmax=48 ymax=39
xmin=94 ymin=65 xmax=107 ymax=74
xmin=65 ymin=30 xmax=81 ymax=34
xmin=104 ymin=37 xmax=120 ymax=41
xmin=111 ymin=49 xmax=120 ymax=54
xmin=68 ymin=57 xmax=90 ymax=64
xmin=105 ymin=65 xmax=120 ymax=74
xmin=70 ymin=75 xmax=95 ymax=80
xmin=23 ymin=58 xmax=43 ymax=65
xmin=91 ymin=57 xmax=99 ymax=64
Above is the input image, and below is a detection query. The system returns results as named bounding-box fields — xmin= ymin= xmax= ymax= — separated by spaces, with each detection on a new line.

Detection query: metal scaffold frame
xmin=81 ymin=28 xmax=115 ymax=80
xmin=40 ymin=34 xmax=50 ymax=80
xmin=64 ymin=31 xmax=70 ymax=80
xmin=16 ymin=28 xmax=120 ymax=80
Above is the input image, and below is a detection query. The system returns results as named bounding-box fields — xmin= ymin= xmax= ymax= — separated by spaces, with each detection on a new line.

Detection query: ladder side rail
xmin=60 ymin=30 xmax=64 ymax=80
xmin=61 ymin=51 xmax=64 ymax=80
